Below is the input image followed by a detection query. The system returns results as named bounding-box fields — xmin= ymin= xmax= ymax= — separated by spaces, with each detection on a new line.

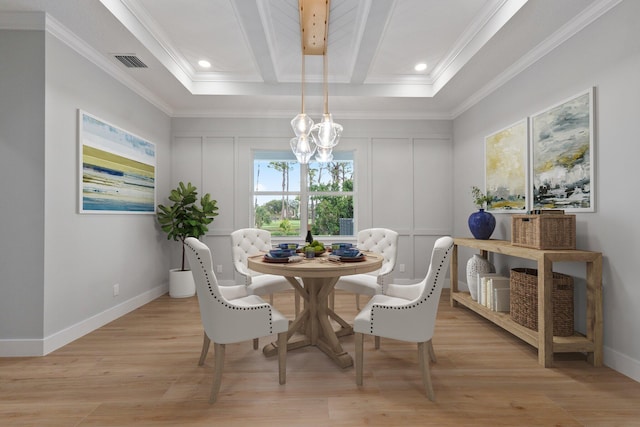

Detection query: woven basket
xmin=511 ymin=214 xmax=576 ymax=249
xmin=509 ymin=268 xmax=574 ymax=336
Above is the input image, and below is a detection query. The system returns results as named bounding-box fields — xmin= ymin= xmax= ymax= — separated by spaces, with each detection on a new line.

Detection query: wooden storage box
xmin=511 ymin=214 xmax=576 ymax=250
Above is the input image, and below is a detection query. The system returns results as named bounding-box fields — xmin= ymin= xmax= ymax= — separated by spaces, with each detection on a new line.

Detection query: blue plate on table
xmin=339 ymin=250 xmax=365 ymax=262
xmin=341 ymin=249 xmax=361 ymax=257
xmin=264 ymin=254 xmax=291 ymax=263
xmin=278 ymin=243 xmax=299 ymax=250
xmin=332 ymin=247 xmax=357 ymax=257
xmin=340 ymin=253 xmax=366 ymax=262
xmin=331 ymin=243 xmax=352 ymax=251
xmin=268 ymin=249 xmax=295 ymax=258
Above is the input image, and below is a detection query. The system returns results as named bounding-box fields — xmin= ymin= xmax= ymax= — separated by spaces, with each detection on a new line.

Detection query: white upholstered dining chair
xmin=184 ymin=237 xmax=289 ymax=403
xmin=353 ymin=236 xmax=454 ymax=401
xmin=231 ymin=228 xmax=301 ymax=324
xmin=333 ymin=228 xmax=399 ymax=310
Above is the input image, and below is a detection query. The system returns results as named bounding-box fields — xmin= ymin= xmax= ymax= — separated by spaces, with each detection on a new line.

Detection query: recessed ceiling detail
xmin=0 ymin=0 xmax=615 ymax=118
xmin=99 ymin=0 xmax=528 ymax=98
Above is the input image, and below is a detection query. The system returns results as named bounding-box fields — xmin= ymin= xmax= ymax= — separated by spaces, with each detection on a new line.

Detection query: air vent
xmin=114 ymin=55 xmax=148 ymax=68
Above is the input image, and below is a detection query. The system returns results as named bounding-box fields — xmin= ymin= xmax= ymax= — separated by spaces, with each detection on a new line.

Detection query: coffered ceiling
xmin=0 ymin=0 xmax=617 ymax=119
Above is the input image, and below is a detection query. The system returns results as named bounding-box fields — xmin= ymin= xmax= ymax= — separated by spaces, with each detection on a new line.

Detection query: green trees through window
xmin=253 ymin=151 xmax=354 ymax=238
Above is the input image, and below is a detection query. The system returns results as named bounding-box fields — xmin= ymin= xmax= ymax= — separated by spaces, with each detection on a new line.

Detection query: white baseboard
xmin=5 ymin=282 xmax=637 ymax=385
xmin=603 ymin=345 xmax=640 ymax=383
xmin=0 ymin=284 xmax=168 ymax=357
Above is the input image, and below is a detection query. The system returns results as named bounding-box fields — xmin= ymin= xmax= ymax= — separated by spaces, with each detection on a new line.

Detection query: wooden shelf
xmin=450 ymin=238 xmax=603 ymax=368
xmin=451 ymin=291 xmax=594 ymax=352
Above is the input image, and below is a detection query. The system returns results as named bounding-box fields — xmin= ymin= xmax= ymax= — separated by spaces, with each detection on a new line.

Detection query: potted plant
xmin=468 ymin=186 xmax=495 ymax=240
xmin=157 ymin=182 xmax=219 ymax=297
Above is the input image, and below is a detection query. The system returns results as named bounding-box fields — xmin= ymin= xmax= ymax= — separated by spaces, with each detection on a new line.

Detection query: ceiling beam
xmin=299 ymin=0 xmax=329 ymax=55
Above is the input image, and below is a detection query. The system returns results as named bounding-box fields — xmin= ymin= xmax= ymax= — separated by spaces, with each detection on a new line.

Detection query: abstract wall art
xmin=485 ymin=119 xmax=528 ymax=212
xmin=78 ymin=110 xmax=156 ymax=213
xmin=530 ymin=88 xmax=594 ymax=211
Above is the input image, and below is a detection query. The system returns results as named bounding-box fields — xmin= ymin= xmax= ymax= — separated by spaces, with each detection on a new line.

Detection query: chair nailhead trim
xmin=369 ymin=244 xmax=452 ymax=334
xmin=185 ymin=241 xmax=274 ymax=334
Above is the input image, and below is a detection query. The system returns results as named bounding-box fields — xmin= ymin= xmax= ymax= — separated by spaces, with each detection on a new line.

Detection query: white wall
xmin=0 ymin=25 xmax=172 ymax=356
xmin=452 ymin=0 xmax=640 ymax=381
xmin=170 ymin=117 xmax=453 ymax=284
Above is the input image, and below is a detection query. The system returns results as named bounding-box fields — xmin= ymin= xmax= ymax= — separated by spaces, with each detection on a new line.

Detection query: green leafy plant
xmin=157 ymin=182 xmax=219 ymax=270
xmin=471 ymin=186 xmax=492 ymax=209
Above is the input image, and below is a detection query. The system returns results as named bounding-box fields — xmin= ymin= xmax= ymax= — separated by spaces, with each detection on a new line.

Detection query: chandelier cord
xmin=299 ymin=1 xmax=306 ymax=114
xmin=323 ymin=53 xmax=329 ymax=114
xmin=301 ymin=53 xmax=306 ymax=113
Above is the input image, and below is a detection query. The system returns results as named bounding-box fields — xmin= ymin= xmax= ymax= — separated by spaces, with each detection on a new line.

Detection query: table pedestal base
xmin=263 ymin=276 xmax=354 ymax=368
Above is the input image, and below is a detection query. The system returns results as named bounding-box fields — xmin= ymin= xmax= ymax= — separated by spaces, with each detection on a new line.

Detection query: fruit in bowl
xmin=303 ymin=240 xmax=326 ymax=255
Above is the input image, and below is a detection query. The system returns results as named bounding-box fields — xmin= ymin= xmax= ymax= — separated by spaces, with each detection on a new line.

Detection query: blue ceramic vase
xmin=468 ymin=209 xmax=496 ymax=240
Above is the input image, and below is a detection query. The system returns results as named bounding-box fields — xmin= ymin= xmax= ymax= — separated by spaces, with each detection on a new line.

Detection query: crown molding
xmin=450 ymin=0 xmax=624 ymax=118
xmin=44 ymin=13 xmax=173 ymax=115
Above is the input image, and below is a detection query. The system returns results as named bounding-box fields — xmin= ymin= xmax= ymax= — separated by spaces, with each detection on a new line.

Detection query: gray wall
xmin=452 ymin=0 xmax=640 ymax=381
xmin=2 ymin=1 xmax=638 ymax=384
xmin=0 ymin=27 xmax=172 ymax=355
xmin=170 ymin=117 xmax=453 ymax=285
xmin=0 ymin=30 xmax=45 ymax=340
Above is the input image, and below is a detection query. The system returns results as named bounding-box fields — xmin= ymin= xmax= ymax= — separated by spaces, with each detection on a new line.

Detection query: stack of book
xmin=476 ymin=273 xmax=510 ymax=312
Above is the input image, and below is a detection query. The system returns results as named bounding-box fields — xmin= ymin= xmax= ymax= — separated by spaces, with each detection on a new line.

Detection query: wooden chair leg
xmin=198 ymin=332 xmax=211 ymax=366
xmin=210 ymin=343 xmax=225 ymax=404
xmin=269 ymin=294 xmax=274 ymax=305
xmin=427 ymin=339 xmax=437 ymax=363
xmin=355 ymin=294 xmax=361 ymax=310
xmin=355 ymin=332 xmax=364 ymax=386
xmin=278 ymin=331 xmax=287 ymax=385
xmin=374 ymin=335 xmax=380 ymax=349
xmin=253 ymin=338 xmax=259 ymax=350
xmin=418 ymin=341 xmax=435 ymax=401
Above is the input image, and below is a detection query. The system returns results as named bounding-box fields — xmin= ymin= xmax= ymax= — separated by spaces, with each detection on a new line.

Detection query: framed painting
xmin=78 ymin=110 xmax=156 ymax=213
xmin=530 ymin=88 xmax=595 ymax=211
xmin=485 ymin=119 xmax=528 ymax=212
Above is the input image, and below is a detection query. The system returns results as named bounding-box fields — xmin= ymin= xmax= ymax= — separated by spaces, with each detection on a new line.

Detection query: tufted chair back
xmin=231 ymin=228 xmax=273 ymax=283
xmin=184 ymin=237 xmax=284 ymax=344
xmin=356 ymin=228 xmax=399 ymax=282
xmin=184 ymin=237 xmax=289 ymax=403
xmin=353 ymin=236 xmax=454 ymax=401
xmin=356 ymin=236 xmax=454 ymax=343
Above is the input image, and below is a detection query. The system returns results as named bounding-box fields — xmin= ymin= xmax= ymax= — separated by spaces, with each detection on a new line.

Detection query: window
xmin=252 ymin=150 xmax=354 ymax=238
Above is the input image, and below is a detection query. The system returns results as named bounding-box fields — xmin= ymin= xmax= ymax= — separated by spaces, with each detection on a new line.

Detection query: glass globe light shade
xmin=311 ymin=113 xmax=342 ymax=148
xmin=315 ymin=146 xmax=333 ymax=163
xmin=290 ymin=134 xmax=316 ymax=164
xmin=290 ymin=113 xmax=314 ymax=137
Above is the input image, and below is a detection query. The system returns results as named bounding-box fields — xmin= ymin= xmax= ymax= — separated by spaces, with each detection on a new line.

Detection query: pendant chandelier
xmin=290 ymin=52 xmax=316 ymax=164
xmin=290 ymin=0 xmax=342 ymax=164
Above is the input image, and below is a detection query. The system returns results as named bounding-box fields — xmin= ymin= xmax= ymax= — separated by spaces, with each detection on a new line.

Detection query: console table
xmin=450 ymin=238 xmax=603 ymax=368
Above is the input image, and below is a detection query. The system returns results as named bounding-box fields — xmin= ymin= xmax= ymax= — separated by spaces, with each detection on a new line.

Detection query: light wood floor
xmin=2 ymin=289 xmax=640 ymax=426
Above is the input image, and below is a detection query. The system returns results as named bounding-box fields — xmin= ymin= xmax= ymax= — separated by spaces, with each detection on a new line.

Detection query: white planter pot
xmin=169 ymin=268 xmax=196 ymax=298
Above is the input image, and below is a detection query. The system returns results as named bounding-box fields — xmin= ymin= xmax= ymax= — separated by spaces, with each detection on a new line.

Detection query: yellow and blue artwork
xmin=79 ymin=110 xmax=156 ymax=213
xmin=530 ymin=89 xmax=594 ymax=211
xmin=485 ymin=119 xmax=528 ymax=212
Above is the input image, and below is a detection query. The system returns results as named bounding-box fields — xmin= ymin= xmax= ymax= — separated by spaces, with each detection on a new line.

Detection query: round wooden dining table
xmin=248 ymin=252 xmax=383 ymax=368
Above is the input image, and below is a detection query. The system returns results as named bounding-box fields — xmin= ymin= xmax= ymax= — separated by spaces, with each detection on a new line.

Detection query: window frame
xmin=251 ymin=150 xmax=356 ymax=240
